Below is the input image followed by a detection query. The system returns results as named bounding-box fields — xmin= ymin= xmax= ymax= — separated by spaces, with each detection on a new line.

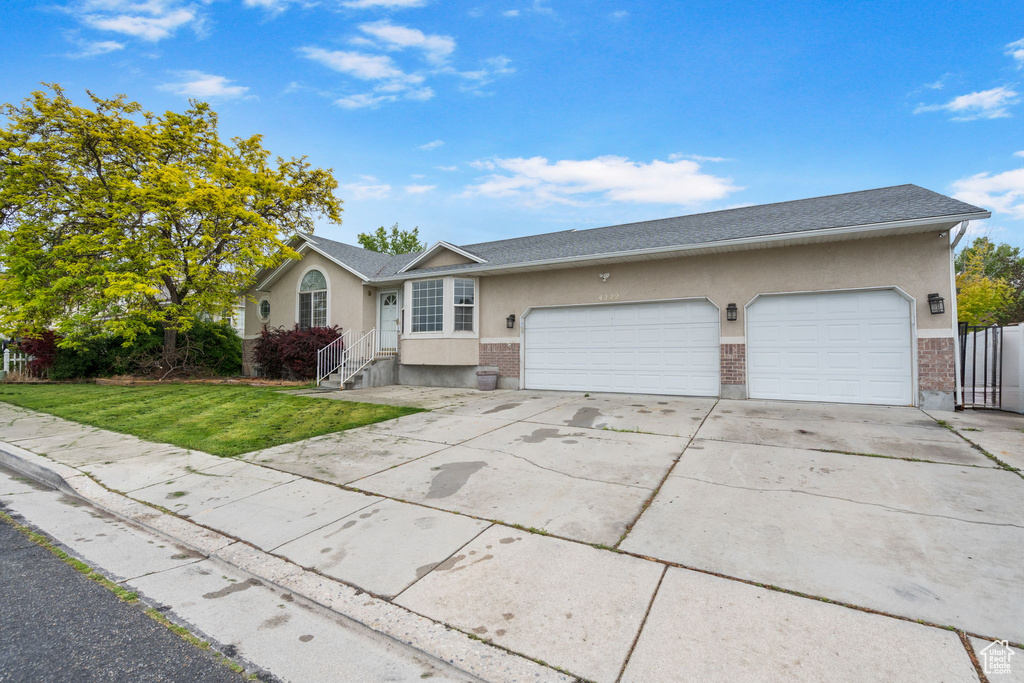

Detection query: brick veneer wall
xmin=720 ymin=343 xmax=746 ymax=386
xmin=480 ymin=342 xmax=520 ymax=377
xmin=918 ymin=337 xmax=956 ymax=392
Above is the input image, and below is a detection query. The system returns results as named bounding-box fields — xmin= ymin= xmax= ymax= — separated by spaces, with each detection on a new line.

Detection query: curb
xmin=0 ymin=441 xmax=572 ymax=683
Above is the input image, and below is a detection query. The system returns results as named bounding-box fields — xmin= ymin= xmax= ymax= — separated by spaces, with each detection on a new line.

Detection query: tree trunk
xmin=162 ymin=326 xmax=178 ymax=372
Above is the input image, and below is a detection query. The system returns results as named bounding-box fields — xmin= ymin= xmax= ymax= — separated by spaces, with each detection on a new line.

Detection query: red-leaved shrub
xmin=253 ymin=325 xmax=342 ymax=379
xmin=17 ymin=331 xmax=61 ymax=377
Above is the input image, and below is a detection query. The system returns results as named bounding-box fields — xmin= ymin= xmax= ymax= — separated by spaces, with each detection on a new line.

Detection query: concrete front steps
xmin=320 ymin=357 xmax=397 ymax=391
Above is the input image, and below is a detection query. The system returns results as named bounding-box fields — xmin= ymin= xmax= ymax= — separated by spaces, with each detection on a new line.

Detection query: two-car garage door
xmin=523 ymin=300 xmax=720 ymax=396
xmin=522 ymin=289 xmax=913 ymax=405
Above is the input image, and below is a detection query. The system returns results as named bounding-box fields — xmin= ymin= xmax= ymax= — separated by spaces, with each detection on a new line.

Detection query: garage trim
xmin=519 ymin=297 xmax=721 ymax=394
xmin=744 ymin=286 xmax=918 ymax=406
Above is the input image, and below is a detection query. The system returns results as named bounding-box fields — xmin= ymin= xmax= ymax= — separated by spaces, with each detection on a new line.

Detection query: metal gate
xmin=959 ymin=323 xmax=1002 ymax=409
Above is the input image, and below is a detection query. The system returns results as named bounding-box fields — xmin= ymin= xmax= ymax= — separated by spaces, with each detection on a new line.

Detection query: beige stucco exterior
xmin=400 ymin=338 xmax=480 ymax=365
xmin=411 ymin=248 xmax=477 ymax=270
xmin=242 ymin=229 xmax=958 ymax=407
xmin=475 ymin=231 xmax=955 ymax=339
xmin=243 ymin=251 xmax=373 ymax=337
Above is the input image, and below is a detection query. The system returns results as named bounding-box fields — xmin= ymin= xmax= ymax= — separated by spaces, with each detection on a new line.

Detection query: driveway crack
xmin=674 ymin=476 xmax=1024 ymax=529
xmin=458 ymin=443 xmax=649 ymax=490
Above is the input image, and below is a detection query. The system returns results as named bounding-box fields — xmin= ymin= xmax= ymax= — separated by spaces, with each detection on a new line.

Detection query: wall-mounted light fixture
xmin=928 ymin=293 xmax=945 ymax=315
xmin=506 ymin=314 xmax=516 ymax=329
xmin=726 ymin=303 xmax=738 ymax=321
xmin=599 ymin=273 xmax=610 ymax=282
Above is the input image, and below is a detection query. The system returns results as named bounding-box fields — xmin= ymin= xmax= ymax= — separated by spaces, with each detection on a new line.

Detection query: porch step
xmin=320 ymin=353 xmax=397 ymax=392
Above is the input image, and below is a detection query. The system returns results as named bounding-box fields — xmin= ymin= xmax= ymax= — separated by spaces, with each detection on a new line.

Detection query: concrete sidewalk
xmin=0 ymin=398 xmax=1015 ymax=682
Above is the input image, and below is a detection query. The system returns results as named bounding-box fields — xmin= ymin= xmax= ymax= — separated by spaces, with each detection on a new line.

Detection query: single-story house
xmin=242 ymin=184 xmax=990 ymax=410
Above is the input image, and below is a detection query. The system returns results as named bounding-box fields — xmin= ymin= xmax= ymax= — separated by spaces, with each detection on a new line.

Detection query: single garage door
xmin=523 ymin=299 xmax=720 ymax=396
xmin=747 ymin=289 xmax=913 ymax=405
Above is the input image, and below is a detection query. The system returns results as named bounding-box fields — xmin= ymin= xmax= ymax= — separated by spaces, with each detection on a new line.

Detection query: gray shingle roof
xmin=300 ymin=234 xmax=394 ymax=278
xmin=304 ymin=184 xmax=987 ymax=281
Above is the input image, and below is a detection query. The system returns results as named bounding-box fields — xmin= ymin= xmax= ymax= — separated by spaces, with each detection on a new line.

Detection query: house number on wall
xmin=598 ymin=293 xmax=621 ymax=302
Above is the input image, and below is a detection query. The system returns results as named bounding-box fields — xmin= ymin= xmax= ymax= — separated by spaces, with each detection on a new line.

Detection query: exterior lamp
xmin=726 ymin=303 xmax=738 ymax=321
xmin=506 ymin=314 xmax=516 ymax=329
xmin=927 ymin=293 xmax=945 ymax=315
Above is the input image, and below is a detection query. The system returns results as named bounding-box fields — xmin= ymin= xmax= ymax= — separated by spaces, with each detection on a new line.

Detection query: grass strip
xmin=0 ymin=383 xmax=422 ymax=457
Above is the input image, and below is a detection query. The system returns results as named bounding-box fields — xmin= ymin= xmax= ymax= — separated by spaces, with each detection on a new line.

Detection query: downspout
xmin=949 ymin=221 xmax=968 ymax=408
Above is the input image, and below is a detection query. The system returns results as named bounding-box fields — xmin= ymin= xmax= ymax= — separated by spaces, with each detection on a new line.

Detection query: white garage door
xmin=747 ymin=289 xmax=913 ymax=405
xmin=523 ymin=300 xmax=720 ymax=396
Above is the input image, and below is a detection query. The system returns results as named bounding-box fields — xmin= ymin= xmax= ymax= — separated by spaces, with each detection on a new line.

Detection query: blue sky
xmin=2 ymin=0 xmax=1024 ymax=250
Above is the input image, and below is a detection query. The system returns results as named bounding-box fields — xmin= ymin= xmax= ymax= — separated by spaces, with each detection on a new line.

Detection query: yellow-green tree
xmin=956 ymin=248 xmax=1013 ymax=325
xmin=0 ymin=85 xmax=343 ymax=365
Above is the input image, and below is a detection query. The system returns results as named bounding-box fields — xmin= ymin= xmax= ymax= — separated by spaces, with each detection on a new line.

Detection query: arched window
xmin=299 ymin=269 xmax=328 ymax=329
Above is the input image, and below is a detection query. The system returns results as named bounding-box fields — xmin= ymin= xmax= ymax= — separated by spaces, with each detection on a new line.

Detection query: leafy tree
xmin=0 ymin=85 xmax=343 ymax=367
xmin=955 ymin=237 xmax=1024 ymax=325
xmin=357 ymin=223 xmax=425 ymax=254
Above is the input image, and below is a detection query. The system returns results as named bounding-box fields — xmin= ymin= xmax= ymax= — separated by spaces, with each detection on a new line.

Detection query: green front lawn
xmin=0 ymin=383 xmax=422 ymax=457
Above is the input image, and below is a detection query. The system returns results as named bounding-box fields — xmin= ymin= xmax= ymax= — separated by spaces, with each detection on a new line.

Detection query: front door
xmin=378 ymin=291 xmax=399 ymax=353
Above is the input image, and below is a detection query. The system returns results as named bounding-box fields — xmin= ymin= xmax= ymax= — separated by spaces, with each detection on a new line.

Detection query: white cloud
xmin=158 ymin=71 xmax=251 ymax=99
xmin=341 ymin=181 xmax=392 ymax=200
xmin=502 ymin=9 xmax=520 ymax=16
xmin=465 ymin=155 xmax=740 ymax=206
xmin=335 ymin=92 xmax=394 ymax=108
xmin=457 ymin=55 xmax=515 ymax=90
xmin=923 ymin=73 xmax=954 ymax=90
xmin=531 ymin=0 xmax=553 ymax=15
xmin=952 ymin=165 xmax=1024 ymax=219
xmin=1015 ymin=151 xmax=1024 ymax=158
xmin=915 ymin=86 xmax=1020 ymax=120
xmin=1006 ymin=38 xmax=1024 ymax=67
xmin=358 ymin=21 xmax=454 ymax=64
xmin=67 ymin=39 xmax=124 ymax=58
xmin=435 ymin=165 xmax=459 ymax=171
xmin=419 ymin=139 xmax=444 ymax=150
xmin=610 ymin=10 xmax=628 ymax=19
xmin=405 ymin=184 xmax=436 ymax=194
xmin=670 ymin=153 xmax=731 ymax=163
xmin=342 ymin=0 xmax=427 ymax=7
xmin=72 ymin=0 xmax=200 ymax=41
xmin=300 ymin=47 xmax=419 ymax=82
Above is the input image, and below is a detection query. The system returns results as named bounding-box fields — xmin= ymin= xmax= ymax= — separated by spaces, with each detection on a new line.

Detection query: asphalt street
xmin=0 ymin=514 xmax=246 ymax=683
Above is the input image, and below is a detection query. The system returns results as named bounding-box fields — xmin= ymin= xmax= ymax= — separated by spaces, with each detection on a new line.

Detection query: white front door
xmin=378 ymin=291 xmax=399 ymax=352
xmin=746 ymin=289 xmax=913 ymax=405
xmin=523 ymin=299 xmax=720 ymax=396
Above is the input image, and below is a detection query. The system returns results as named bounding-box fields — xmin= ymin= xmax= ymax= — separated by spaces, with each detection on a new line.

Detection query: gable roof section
xmin=299 ymin=233 xmax=394 ymax=280
xmin=399 ymin=241 xmax=487 ymax=273
xmin=260 ymin=185 xmax=989 ymax=287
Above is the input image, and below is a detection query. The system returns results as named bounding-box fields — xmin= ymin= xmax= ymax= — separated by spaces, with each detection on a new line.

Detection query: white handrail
xmin=316 ymin=329 xmax=360 ymax=386
xmin=315 ymin=327 xmax=400 ymax=388
xmin=337 ymin=328 xmax=378 ymax=386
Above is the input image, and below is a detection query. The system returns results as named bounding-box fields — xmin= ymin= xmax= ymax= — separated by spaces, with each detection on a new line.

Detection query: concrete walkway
xmin=2 ymin=391 xmax=1022 ymax=682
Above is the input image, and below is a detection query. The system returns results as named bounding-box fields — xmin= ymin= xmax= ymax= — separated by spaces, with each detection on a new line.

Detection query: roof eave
xmin=372 ymin=211 xmax=990 ymax=283
xmin=256 ymin=235 xmax=371 ymax=290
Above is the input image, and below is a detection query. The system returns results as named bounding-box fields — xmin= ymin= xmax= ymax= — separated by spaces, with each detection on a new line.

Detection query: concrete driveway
xmin=8 ymin=390 xmax=1024 ymax=681
xmin=252 ymin=387 xmax=1024 ymax=649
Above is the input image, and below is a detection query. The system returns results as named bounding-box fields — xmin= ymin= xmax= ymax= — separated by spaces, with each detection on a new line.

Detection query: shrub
xmin=17 ymin=331 xmax=60 ymax=377
xmin=253 ymin=325 xmax=342 ymax=379
xmin=180 ymin=320 xmax=243 ymax=376
xmin=45 ymin=320 xmax=242 ymax=380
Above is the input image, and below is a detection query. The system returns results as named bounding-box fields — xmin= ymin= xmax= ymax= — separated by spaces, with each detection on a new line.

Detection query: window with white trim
xmin=298 ymin=269 xmax=327 ymax=329
xmin=411 ymin=279 xmax=443 ymax=332
xmin=258 ymin=299 xmax=270 ymax=321
xmin=454 ymin=278 xmax=474 ymax=332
